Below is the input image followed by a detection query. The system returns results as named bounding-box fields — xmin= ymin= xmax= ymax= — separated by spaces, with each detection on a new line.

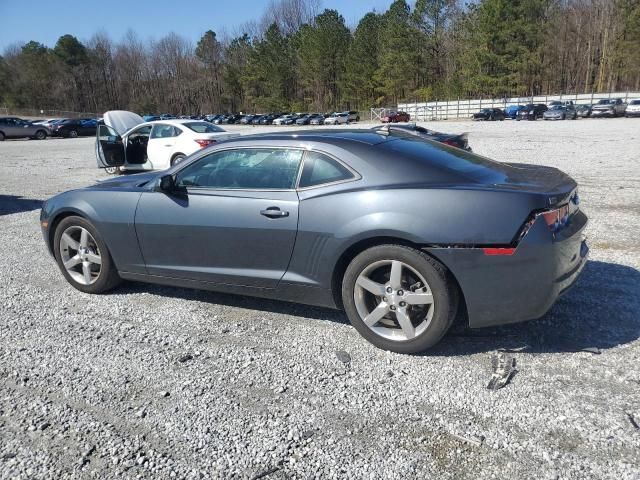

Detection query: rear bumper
xmin=427 ymin=210 xmax=589 ymax=328
xmin=625 ymin=111 xmax=640 ymax=117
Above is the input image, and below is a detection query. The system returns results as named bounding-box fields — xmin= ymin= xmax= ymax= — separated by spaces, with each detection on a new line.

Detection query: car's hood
xmin=92 ymin=171 xmax=161 ymax=190
xmin=592 ymin=103 xmax=614 ymax=110
xmin=104 ymin=110 xmax=144 ymax=135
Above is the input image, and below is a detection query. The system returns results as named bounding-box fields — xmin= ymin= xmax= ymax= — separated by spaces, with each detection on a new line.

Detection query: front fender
xmin=41 ymin=189 xmax=147 ymax=274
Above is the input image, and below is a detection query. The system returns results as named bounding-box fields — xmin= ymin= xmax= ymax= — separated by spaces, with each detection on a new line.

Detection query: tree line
xmin=0 ymin=0 xmax=638 ymax=115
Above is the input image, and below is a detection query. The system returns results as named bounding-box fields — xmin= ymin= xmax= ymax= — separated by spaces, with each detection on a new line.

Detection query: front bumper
xmin=591 ymin=109 xmax=616 ymax=117
xmin=625 ymin=110 xmax=640 ymax=117
xmin=427 ymin=210 xmax=589 ymax=328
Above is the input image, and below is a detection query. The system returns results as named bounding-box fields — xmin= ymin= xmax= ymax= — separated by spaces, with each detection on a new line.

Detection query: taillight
xmin=195 ymin=139 xmax=215 ymax=148
xmin=541 ymin=204 xmax=570 ymax=232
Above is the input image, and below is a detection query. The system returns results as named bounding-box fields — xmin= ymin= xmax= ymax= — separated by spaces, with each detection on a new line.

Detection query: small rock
xmin=335 ymin=350 xmax=351 ymax=365
xmin=177 ymin=354 xmax=193 ymax=363
xmin=159 ymin=391 xmax=170 ymax=398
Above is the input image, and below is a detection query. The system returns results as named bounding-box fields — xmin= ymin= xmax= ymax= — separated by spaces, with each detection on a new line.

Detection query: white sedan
xmin=96 ymin=110 xmax=240 ymax=172
xmin=323 ymin=112 xmax=349 ymax=125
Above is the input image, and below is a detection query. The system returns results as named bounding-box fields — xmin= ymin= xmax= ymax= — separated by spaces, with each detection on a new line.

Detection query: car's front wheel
xmin=342 ymin=245 xmax=457 ymax=354
xmin=53 ymin=216 xmax=121 ymax=294
xmin=68 ymin=130 xmax=78 ymax=138
xmin=35 ymin=130 xmax=47 ymax=140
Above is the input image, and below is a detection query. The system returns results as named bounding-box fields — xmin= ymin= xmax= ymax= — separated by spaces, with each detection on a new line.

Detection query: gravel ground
xmin=0 ymin=119 xmax=639 ymax=479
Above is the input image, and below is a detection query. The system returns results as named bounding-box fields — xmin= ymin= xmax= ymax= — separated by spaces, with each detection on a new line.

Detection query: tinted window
xmin=381 ymin=137 xmax=513 ymax=184
xmin=151 ymin=124 xmax=181 ymax=139
xmin=177 ymin=148 xmax=303 ymax=190
xmin=184 ymin=122 xmax=223 ymax=133
xmin=630 ymin=100 xmax=640 ymax=105
xmin=299 ymin=151 xmax=354 ymax=188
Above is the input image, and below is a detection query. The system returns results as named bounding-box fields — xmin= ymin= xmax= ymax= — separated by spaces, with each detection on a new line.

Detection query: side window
xmin=177 ymin=148 xmax=303 ymax=190
xmin=151 ymin=124 xmax=181 ymax=139
xmin=299 ymin=151 xmax=354 ymax=188
xmin=98 ymin=124 xmax=121 ymax=143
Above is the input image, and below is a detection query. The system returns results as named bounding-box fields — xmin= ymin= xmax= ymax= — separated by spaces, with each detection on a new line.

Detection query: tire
xmin=35 ymin=129 xmax=47 ymax=140
xmin=0 ymin=132 xmax=4 ymax=141
xmin=170 ymin=154 xmax=186 ymax=167
xmin=104 ymin=166 xmax=120 ymax=175
xmin=341 ymin=245 xmax=457 ymax=354
xmin=69 ymin=130 xmax=78 ymax=138
xmin=53 ymin=216 xmax=122 ymax=294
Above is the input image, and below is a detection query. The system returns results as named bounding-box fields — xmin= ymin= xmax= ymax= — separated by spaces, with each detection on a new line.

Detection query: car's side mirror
xmin=158 ymin=174 xmax=176 ymax=192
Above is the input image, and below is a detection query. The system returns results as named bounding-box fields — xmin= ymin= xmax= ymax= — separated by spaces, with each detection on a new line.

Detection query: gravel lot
xmin=0 ymin=119 xmax=639 ymax=479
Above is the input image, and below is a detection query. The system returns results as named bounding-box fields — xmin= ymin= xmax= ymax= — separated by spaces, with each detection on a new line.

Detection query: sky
xmin=0 ymin=0 xmax=396 ymax=52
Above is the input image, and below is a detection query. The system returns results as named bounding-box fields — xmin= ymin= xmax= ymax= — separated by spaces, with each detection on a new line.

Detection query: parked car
xmin=624 ymin=99 xmax=640 ymax=117
xmin=591 ymin=98 xmax=627 ymax=117
xmin=0 ymin=116 xmax=49 ymax=141
xmin=381 ymin=111 xmax=410 ymax=123
xmin=251 ymin=115 xmax=266 ymax=125
xmin=295 ymin=114 xmax=315 ymax=125
xmin=309 ymin=115 xmax=325 ymax=125
xmin=239 ymin=115 xmax=256 ymax=125
xmin=504 ymin=105 xmax=527 ymax=119
xmin=543 ymin=105 xmax=577 ymax=120
xmin=548 ymin=100 xmax=574 ymax=109
xmin=371 ymin=124 xmax=471 ymax=151
xmin=273 ymin=114 xmax=300 ymax=125
xmin=575 ymin=104 xmax=592 ymax=118
xmin=47 ymin=129 xmax=588 ymax=354
xmin=49 ymin=118 xmax=97 ymax=138
xmin=345 ymin=111 xmax=360 ymax=122
xmin=324 ymin=113 xmax=350 ymax=125
xmin=259 ymin=113 xmax=282 ymax=125
xmin=95 ymin=110 xmax=240 ymax=171
xmin=472 ymin=108 xmax=505 ymax=121
xmin=515 ymin=104 xmax=548 ymax=121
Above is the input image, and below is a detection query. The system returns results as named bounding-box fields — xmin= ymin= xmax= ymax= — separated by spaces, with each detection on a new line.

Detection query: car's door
xmin=134 ymin=147 xmax=303 ymax=288
xmin=3 ymin=118 xmax=21 ymax=136
xmin=147 ymin=123 xmax=182 ymax=169
xmin=95 ymin=123 xmax=126 ymax=168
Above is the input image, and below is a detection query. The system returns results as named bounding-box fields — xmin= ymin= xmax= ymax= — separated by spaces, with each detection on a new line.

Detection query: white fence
xmin=394 ymin=91 xmax=640 ymax=121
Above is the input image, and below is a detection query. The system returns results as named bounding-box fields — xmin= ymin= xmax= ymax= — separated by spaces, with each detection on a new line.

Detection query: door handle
xmin=260 ymin=207 xmax=289 ymax=218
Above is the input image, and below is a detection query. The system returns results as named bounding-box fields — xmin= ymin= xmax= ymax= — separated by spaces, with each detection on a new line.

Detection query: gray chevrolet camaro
xmin=40 ymin=129 xmax=589 ymax=353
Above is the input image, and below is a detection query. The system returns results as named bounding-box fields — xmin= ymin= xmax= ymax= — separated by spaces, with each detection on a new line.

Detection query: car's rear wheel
xmin=68 ymin=130 xmax=78 ymax=138
xmin=0 ymin=132 xmax=4 ymax=141
xmin=35 ymin=129 xmax=47 ymax=140
xmin=53 ymin=216 xmax=121 ymax=294
xmin=342 ymin=245 xmax=457 ymax=354
xmin=171 ymin=154 xmax=186 ymax=166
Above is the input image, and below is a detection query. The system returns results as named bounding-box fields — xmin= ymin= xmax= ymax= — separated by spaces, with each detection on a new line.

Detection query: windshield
xmin=597 ymin=99 xmax=613 ymax=105
xmin=184 ymin=122 xmax=224 ymax=133
xmin=550 ymin=106 xmax=564 ymax=111
xmin=629 ymin=100 xmax=640 ymax=105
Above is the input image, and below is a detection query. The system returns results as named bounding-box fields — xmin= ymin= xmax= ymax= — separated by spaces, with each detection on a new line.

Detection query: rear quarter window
xmin=299 ymin=151 xmax=354 ymax=188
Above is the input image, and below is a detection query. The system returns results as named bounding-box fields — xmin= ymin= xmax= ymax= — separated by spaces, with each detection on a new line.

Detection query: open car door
xmin=95 ymin=111 xmax=144 ymax=168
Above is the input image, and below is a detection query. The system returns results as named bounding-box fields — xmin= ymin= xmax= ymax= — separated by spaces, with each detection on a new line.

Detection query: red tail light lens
xmin=541 ymin=204 xmax=570 ymax=232
xmin=195 ymin=139 xmax=215 ymax=148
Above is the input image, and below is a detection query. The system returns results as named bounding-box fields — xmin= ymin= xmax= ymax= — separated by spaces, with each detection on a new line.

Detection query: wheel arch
xmin=330 ymin=235 xmax=467 ymax=320
xmin=47 ymin=209 xmax=88 ymax=253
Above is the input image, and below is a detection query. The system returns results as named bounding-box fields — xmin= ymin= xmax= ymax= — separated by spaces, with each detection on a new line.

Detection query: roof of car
xmin=228 ymin=129 xmax=392 ymax=146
